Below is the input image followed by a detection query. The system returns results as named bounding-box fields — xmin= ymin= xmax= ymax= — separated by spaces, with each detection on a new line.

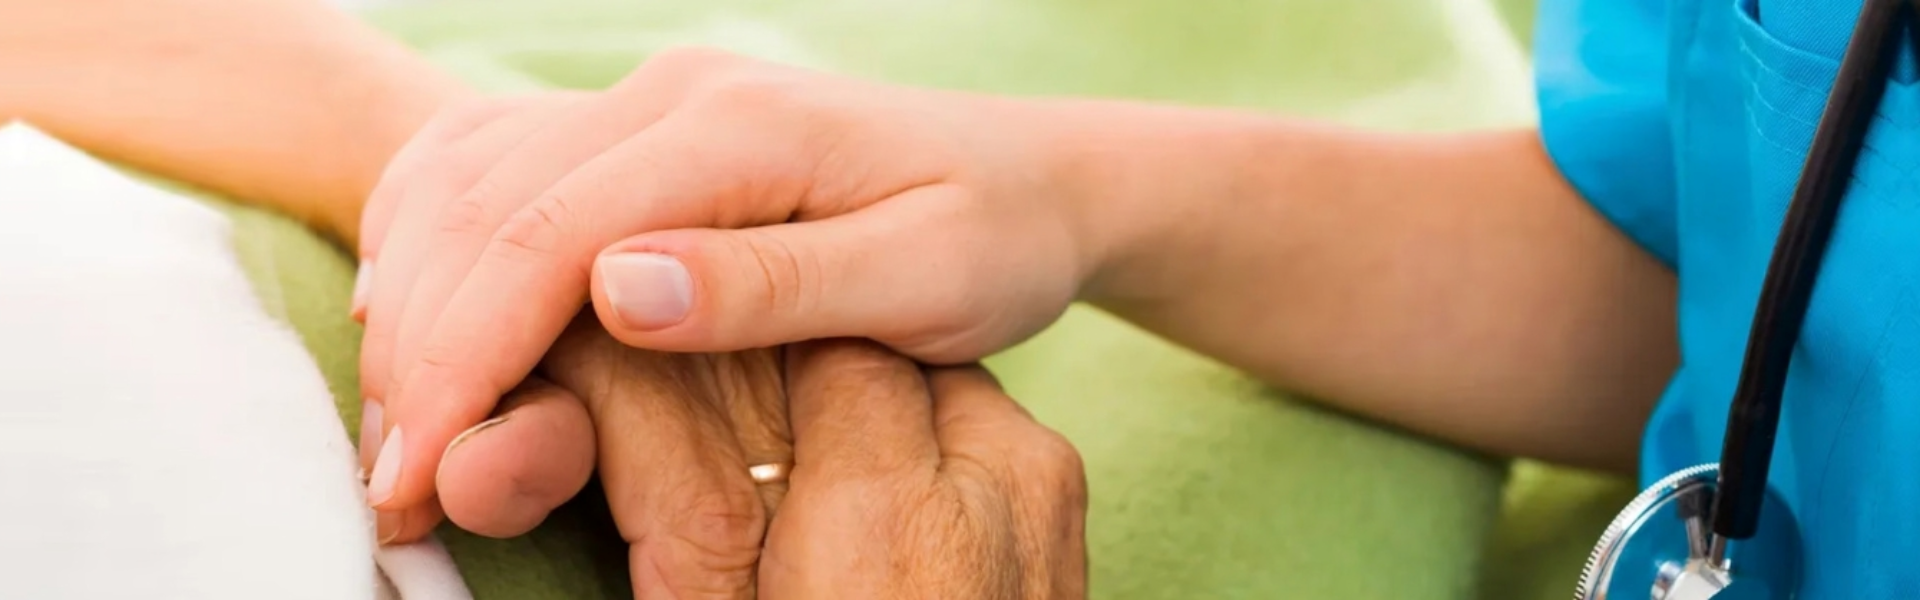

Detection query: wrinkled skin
xmin=435 ymin=318 xmax=1089 ymax=599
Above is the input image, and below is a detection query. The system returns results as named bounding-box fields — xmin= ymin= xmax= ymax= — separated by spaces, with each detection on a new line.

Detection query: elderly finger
xmin=785 ymin=340 xmax=939 ymax=479
xmin=711 ymin=348 xmax=792 ymax=516
xmin=926 ymin=366 xmax=1088 ymax=598
xmin=926 ymin=365 xmax=1086 ymax=512
xmin=540 ymin=317 xmax=768 ymax=598
xmin=435 ymin=377 xmax=596 ymax=539
xmin=925 ymin=365 xmax=1067 ymax=466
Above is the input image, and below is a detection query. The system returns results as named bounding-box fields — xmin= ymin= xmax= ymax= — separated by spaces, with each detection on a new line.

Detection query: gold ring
xmin=748 ymin=462 xmax=791 ymax=484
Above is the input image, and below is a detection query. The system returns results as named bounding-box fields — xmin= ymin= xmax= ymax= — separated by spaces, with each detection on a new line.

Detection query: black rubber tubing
xmin=1710 ymin=0 xmax=1915 ymax=541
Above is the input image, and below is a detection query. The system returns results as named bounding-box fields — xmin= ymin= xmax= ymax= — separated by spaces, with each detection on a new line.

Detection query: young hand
xmin=358 ymin=48 xmax=1126 ymax=520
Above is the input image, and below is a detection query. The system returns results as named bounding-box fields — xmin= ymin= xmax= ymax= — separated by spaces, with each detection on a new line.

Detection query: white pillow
xmin=0 ymin=122 xmax=466 ymax=600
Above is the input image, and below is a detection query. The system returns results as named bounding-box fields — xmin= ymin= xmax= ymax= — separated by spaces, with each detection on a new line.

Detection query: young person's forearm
xmin=1064 ymin=114 xmax=1677 ymax=473
xmin=0 ymin=0 xmax=470 ymax=247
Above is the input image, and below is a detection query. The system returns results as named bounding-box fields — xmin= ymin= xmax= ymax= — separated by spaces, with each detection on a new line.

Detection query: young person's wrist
xmin=0 ymin=0 xmax=473 ymax=249
xmin=1038 ymin=101 xmax=1311 ymax=309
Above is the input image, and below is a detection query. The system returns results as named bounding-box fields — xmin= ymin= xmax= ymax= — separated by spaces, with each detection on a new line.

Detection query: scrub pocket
xmin=1735 ymin=0 xmax=1920 ymax=210
xmin=1731 ymin=0 xmax=1920 ymax=597
xmin=1733 ymin=0 xmax=1840 ymax=216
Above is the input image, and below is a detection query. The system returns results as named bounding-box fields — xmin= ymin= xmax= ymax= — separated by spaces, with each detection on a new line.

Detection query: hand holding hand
xmin=358 ymin=49 xmax=1119 ymax=522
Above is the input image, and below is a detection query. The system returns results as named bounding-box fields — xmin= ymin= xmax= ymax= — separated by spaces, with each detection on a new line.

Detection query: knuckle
xmin=646 ymin=46 xmax=743 ymax=75
xmin=406 ymin=154 xmax=474 ymax=197
xmin=630 ymin=484 xmax=763 ymax=593
xmin=427 ymin=97 xmax=515 ymax=140
xmin=407 ymin=343 xmax=513 ymax=417
xmin=734 ymin=230 xmax=821 ymax=318
xmin=1034 ymin=428 xmax=1084 ymax=475
xmin=834 ymin=360 xmax=918 ymax=399
xmin=433 ymin=191 xmax=499 ymax=238
xmin=690 ymin=72 xmax=802 ymax=115
xmin=442 ymin=95 xmax=517 ymax=121
xmin=406 ymin=345 xmax=470 ymax=392
xmin=625 ymin=46 xmax=743 ymax=93
xmin=492 ymin=193 xmax=578 ymax=259
xmin=394 ymin=154 xmax=487 ymax=217
xmin=1022 ymin=427 xmax=1087 ymax=503
xmin=659 ymin=486 xmax=767 ymax=559
xmin=414 ymin=348 xmax=461 ymax=373
xmin=804 ymin=343 xmax=919 ymax=395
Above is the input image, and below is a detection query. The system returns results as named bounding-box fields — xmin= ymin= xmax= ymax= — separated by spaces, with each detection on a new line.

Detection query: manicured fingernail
xmin=358 ymin=400 xmax=384 ymax=469
xmin=376 ymin=510 xmax=404 ymax=545
xmin=350 ymin=260 xmax=373 ymax=321
xmin=367 ymin=425 xmax=404 ymax=507
xmin=599 ymin=253 xmax=692 ymax=330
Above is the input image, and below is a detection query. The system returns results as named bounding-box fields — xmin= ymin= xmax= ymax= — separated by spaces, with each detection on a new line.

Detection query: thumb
xmin=589 ymin=188 xmax=999 ymax=362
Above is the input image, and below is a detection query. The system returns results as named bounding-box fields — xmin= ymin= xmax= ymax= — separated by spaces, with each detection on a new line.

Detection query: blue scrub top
xmin=1537 ymin=0 xmax=1920 ymax=596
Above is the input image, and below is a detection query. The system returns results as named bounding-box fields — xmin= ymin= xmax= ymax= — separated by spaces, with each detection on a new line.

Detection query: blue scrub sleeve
xmin=1534 ymin=0 xmax=1680 ymax=266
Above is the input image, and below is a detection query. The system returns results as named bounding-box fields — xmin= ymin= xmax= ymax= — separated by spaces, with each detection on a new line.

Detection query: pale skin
xmin=3 ymin=1 xmax=1089 ymax=597
xmin=0 ymin=0 xmax=453 ymax=244
xmin=355 ymin=40 xmax=1680 ymax=517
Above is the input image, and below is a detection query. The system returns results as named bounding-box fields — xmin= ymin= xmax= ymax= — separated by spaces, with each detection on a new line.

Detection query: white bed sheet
xmin=0 ymin=122 xmax=467 ymax=600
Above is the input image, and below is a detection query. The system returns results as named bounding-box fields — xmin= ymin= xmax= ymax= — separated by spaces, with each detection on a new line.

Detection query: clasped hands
xmin=354 ymin=49 xmax=1091 ymax=598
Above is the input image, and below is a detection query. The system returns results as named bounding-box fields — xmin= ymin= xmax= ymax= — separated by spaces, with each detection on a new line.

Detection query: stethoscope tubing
xmin=1712 ymin=0 xmax=1918 ymax=550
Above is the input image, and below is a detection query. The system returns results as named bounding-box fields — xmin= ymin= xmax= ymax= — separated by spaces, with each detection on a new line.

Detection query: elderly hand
xmin=428 ymin=317 xmax=1088 ymax=598
xmin=760 ymin=340 xmax=1089 ymax=599
xmin=428 ymin=313 xmax=791 ymax=594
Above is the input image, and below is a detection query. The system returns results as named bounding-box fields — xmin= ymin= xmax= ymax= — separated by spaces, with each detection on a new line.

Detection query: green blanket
xmin=206 ymin=0 xmax=1637 ymax=598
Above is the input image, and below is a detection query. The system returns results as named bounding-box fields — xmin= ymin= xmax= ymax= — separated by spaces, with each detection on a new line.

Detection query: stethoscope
xmin=1576 ymin=0 xmax=1920 ymax=598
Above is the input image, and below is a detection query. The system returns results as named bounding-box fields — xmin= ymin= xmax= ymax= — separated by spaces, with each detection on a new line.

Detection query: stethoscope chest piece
xmin=1576 ymin=464 xmax=1801 ymax=600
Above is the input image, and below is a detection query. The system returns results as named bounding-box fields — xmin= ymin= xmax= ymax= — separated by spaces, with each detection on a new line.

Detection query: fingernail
xmin=376 ymin=510 xmax=404 ymax=545
xmin=443 ymin=416 xmax=509 ymax=461
xmin=358 ymin=399 xmax=384 ymax=469
xmin=350 ymin=259 xmax=373 ymax=321
xmin=599 ymin=253 xmax=693 ymax=330
xmin=367 ymin=425 xmax=404 ymax=507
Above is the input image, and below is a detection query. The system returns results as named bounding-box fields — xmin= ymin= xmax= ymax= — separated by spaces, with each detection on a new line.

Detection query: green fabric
xmin=191 ymin=0 xmax=1636 ymax=598
xmin=1480 ymin=463 xmax=1636 ymax=600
